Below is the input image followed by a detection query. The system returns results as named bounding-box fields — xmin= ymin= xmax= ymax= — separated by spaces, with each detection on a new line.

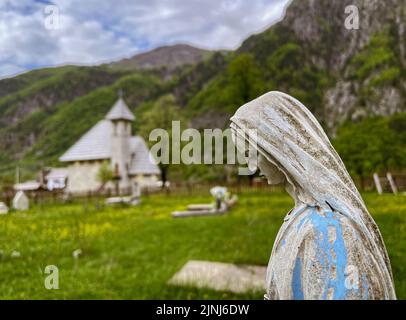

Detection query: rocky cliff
xmin=281 ymin=0 xmax=405 ymax=131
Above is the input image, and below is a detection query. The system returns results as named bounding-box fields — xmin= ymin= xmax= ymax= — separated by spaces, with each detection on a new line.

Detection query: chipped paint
xmin=308 ymin=208 xmax=347 ymax=299
xmin=292 ymin=257 xmax=304 ymax=299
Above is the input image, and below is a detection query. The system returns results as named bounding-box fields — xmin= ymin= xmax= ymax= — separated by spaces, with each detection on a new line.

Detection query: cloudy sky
xmin=0 ymin=0 xmax=290 ymax=79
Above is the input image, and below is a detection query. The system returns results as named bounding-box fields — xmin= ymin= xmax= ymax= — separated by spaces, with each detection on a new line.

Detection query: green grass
xmin=0 ymin=189 xmax=404 ymax=299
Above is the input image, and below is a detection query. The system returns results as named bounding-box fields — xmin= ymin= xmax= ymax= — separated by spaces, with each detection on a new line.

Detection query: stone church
xmin=59 ymin=97 xmax=160 ymax=194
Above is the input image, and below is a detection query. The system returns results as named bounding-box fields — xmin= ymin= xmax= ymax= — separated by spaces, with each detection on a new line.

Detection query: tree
xmin=96 ymin=161 xmax=113 ymax=191
xmin=267 ymin=43 xmax=330 ymax=115
xmin=333 ymin=114 xmax=406 ymax=190
xmin=227 ymin=53 xmax=265 ymax=107
xmin=227 ymin=54 xmax=265 ymax=185
xmin=139 ymin=94 xmax=183 ymax=187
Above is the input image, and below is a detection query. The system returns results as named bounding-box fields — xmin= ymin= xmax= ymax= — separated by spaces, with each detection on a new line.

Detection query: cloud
xmin=0 ymin=0 xmax=290 ymax=78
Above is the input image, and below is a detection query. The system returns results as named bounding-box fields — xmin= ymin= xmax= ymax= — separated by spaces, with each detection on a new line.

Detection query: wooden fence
xmin=1 ymin=174 xmax=405 ymax=207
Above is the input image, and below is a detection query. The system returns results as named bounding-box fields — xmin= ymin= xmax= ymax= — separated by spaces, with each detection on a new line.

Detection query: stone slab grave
xmin=172 ymin=186 xmax=238 ymax=218
xmin=168 ymin=260 xmax=266 ymax=294
xmin=105 ymin=196 xmax=140 ymax=206
xmin=105 ymin=182 xmax=141 ymax=206
xmin=172 ymin=203 xmax=227 ymax=218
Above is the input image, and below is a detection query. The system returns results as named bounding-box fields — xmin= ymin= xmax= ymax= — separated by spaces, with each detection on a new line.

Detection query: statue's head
xmin=230 ymin=91 xmax=394 ymax=292
xmin=232 ymin=126 xmax=285 ymax=186
xmin=230 ymin=91 xmax=361 ymax=209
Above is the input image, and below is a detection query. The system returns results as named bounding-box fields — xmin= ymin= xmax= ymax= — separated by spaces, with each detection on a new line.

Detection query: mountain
xmin=0 ymin=0 xmax=404 ymax=179
xmin=109 ymin=44 xmax=211 ymax=71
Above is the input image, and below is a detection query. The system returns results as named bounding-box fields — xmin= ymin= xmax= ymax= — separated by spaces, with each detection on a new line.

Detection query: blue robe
xmin=265 ymin=204 xmax=395 ymax=300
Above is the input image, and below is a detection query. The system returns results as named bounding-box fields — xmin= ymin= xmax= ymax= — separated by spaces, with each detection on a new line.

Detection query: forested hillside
xmin=0 ymin=0 xmax=404 ymax=183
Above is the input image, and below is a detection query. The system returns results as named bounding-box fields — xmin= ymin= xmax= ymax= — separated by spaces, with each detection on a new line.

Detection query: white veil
xmin=230 ymin=91 xmax=394 ymax=291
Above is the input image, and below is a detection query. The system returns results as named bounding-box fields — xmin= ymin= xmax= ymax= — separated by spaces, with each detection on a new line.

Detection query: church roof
xmin=59 ymin=120 xmax=112 ymax=162
xmin=59 ymin=120 xmax=160 ymax=175
xmin=105 ymin=98 xmax=135 ymax=121
xmin=129 ymin=137 xmax=161 ymax=175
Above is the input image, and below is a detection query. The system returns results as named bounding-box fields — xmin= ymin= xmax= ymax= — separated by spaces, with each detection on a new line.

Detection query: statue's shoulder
xmin=284 ymin=204 xmax=354 ymax=234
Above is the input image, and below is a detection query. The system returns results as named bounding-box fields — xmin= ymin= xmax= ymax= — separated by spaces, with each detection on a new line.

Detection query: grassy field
xmin=0 ymin=189 xmax=405 ymax=299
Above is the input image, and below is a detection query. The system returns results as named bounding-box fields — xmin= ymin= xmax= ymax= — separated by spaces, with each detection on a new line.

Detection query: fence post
xmin=386 ymin=172 xmax=398 ymax=194
xmin=373 ymin=173 xmax=383 ymax=195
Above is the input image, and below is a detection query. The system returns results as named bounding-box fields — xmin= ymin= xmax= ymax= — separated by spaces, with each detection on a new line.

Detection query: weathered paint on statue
xmin=230 ymin=91 xmax=396 ymax=300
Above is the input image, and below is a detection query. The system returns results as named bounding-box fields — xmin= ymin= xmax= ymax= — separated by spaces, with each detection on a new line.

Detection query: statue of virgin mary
xmin=230 ymin=91 xmax=396 ymax=300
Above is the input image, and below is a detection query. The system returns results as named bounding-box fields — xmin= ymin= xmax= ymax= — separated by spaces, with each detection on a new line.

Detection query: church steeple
xmin=106 ymin=90 xmax=135 ymax=122
xmin=108 ymin=91 xmax=134 ymax=194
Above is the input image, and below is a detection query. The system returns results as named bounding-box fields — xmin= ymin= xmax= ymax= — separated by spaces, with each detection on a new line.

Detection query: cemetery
xmin=0 ymin=91 xmax=404 ymax=299
xmin=0 ymin=187 xmax=404 ymax=299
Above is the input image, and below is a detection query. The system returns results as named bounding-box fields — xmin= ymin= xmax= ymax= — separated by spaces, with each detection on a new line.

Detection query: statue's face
xmin=257 ymin=153 xmax=285 ymax=185
xmin=232 ymin=129 xmax=286 ymax=185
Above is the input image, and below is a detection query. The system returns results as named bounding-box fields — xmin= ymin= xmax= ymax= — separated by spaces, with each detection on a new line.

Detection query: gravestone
xmin=0 ymin=202 xmax=8 ymax=215
xmin=12 ymin=191 xmax=29 ymax=211
xmin=210 ymin=186 xmax=227 ymax=210
xmin=172 ymin=186 xmax=237 ymax=218
xmin=132 ymin=181 xmax=141 ymax=198
xmin=131 ymin=181 xmax=141 ymax=205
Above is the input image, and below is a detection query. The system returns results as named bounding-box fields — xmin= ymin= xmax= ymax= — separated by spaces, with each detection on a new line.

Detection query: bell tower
xmin=106 ymin=90 xmax=135 ymax=193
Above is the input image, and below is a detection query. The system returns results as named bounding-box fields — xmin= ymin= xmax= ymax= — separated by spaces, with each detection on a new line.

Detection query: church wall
xmin=66 ymin=160 xmax=105 ymax=194
xmin=65 ymin=161 xmax=160 ymax=194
